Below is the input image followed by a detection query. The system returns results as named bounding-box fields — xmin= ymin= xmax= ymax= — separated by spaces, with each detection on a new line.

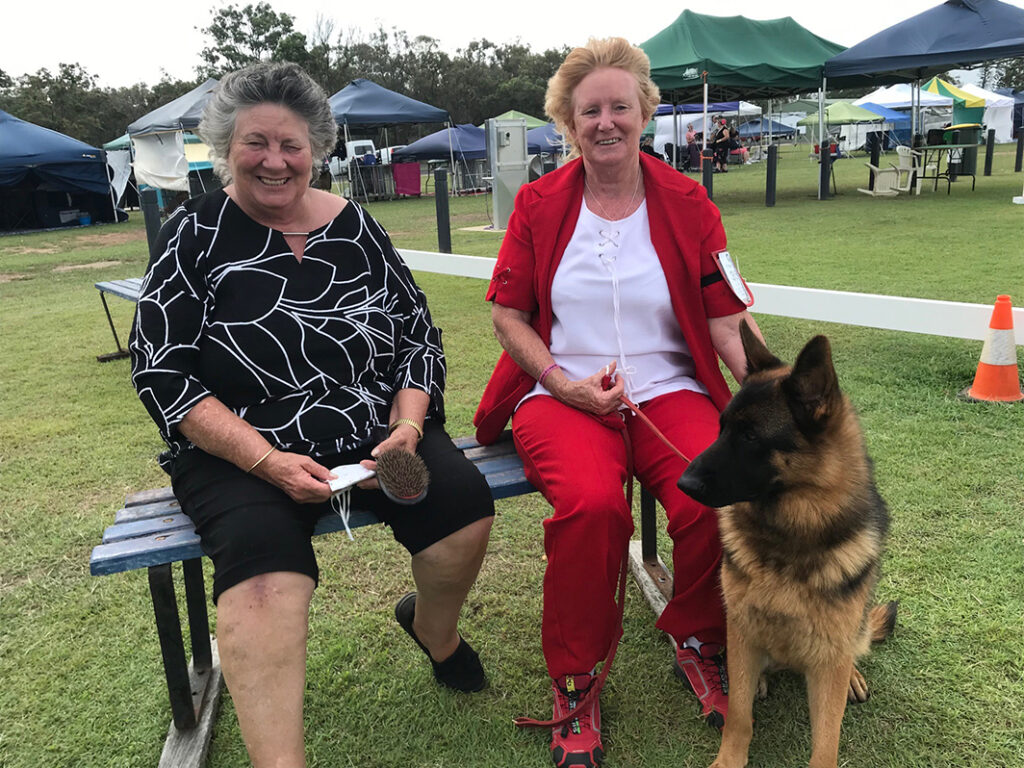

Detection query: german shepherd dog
xmin=677 ymin=322 xmax=897 ymax=768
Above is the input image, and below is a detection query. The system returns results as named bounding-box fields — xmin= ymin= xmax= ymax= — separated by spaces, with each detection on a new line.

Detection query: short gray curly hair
xmin=198 ymin=61 xmax=338 ymax=185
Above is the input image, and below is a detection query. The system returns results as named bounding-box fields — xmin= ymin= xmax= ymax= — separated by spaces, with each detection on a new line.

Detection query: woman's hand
xmin=547 ymin=361 xmax=625 ymax=416
xmin=253 ymin=450 xmax=333 ymax=503
xmin=353 ymin=427 xmax=420 ymax=490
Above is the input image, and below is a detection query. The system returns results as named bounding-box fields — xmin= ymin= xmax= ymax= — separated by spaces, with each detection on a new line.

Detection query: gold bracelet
xmin=248 ymin=446 xmax=276 ymax=473
xmin=388 ymin=418 xmax=424 ymax=440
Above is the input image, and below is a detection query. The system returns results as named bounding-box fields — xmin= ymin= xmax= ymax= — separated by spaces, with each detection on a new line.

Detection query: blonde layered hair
xmin=544 ymin=38 xmax=661 ymax=157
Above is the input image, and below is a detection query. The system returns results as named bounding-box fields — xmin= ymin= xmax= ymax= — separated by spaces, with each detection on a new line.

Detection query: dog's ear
xmin=782 ymin=335 xmax=840 ymax=432
xmin=740 ymin=319 xmax=782 ymax=377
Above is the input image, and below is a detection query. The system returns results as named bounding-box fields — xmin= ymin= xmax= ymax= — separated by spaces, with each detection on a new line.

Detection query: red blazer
xmin=473 ymin=153 xmax=750 ymax=445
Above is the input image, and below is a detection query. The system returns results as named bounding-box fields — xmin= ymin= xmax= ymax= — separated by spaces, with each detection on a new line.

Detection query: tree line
xmin=0 ymin=2 xmax=567 ymax=149
xmin=1 ymin=2 xmax=1022 ymax=149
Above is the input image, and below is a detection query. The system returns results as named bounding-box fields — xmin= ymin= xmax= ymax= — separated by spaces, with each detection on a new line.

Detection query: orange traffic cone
xmin=960 ymin=295 xmax=1023 ymax=402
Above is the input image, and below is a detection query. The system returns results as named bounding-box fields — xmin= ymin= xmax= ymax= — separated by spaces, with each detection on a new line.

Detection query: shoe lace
xmin=703 ymin=652 xmax=728 ymax=695
xmin=557 ymin=681 xmax=593 ymax=737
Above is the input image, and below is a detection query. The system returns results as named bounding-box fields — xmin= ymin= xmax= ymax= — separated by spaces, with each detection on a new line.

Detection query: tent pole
xmin=102 ymin=149 xmax=118 ymax=223
xmin=447 ymin=121 xmax=456 ymax=197
xmin=673 ymin=104 xmax=681 ymax=169
xmin=343 ymin=122 xmax=351 ymax=198
xmin=914 ymin=79 xmax=920 ymax=143
xmin=702 ymin=79 xmax=708 ymax=152
xmin=818 ymin=82 xmax=825 ymax=149
xmin=915 ymin=81 xmax=921 ymax=142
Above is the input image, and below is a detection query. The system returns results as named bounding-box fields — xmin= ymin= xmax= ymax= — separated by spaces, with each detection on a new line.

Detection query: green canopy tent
xmin=479 ymin=110 xmax=548 ymax=129
xmin=640 ymin=11 xmax=845 ymax=102
xmin=640 ymin=10 xmax=845 ymax=192
xmin=797 ymin=102 xmax=884 ymax=149
xmin=796 ymin=102 xmax=884 ymax=126
xmin=778 ymin=98 xmax=841 ymax=115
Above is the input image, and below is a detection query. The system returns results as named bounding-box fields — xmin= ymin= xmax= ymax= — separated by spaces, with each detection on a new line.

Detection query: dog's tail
xmin=869 ymin=601 xmax=898 ymax=643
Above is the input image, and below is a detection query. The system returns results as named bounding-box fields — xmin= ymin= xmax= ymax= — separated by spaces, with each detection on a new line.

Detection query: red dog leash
xmin=606 ymin=368 xmax=692 ymax=465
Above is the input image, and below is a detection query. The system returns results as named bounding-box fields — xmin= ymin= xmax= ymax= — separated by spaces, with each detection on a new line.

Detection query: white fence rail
xmin=399 ymin=249 xmax=1022 ymax=345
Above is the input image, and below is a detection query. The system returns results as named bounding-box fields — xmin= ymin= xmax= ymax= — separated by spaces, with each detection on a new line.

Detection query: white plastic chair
xmin=857 ymin=162 xmax=900 ymax=197
xmin=895 ymin=146 xmax=936 ymax=195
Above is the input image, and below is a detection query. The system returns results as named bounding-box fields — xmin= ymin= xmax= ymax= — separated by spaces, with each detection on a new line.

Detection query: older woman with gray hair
xmin=129 ymin=61 xmax=493 ymax=766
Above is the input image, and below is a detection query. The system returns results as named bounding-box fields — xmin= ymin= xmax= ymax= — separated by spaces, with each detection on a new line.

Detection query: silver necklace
xmin=584 ymin=169 xmax=642 ymax=221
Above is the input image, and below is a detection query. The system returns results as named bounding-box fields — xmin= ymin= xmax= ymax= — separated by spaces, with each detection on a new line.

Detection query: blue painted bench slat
xmin=93 ymin=277 xmax=144 ymax=362
xmin=95 ymin=277 xmax=145 ymax=302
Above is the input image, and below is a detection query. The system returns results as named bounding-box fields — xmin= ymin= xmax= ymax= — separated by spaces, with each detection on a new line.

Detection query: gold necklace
xmin=584 ymin=169 xmax=642 ymax=221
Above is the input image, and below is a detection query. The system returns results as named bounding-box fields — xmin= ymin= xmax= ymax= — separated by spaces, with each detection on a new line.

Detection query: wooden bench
xmin=94 ymin=277 xmax=143 ymax=362
xmin=90 ymin=430 xmax=672 ymax=767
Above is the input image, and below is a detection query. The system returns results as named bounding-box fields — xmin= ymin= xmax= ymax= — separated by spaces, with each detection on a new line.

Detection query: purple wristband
xmin=538 ymin=363 xmax=560 ymax=386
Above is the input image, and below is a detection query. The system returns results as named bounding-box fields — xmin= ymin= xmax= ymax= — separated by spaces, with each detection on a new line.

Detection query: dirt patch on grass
xmin=5 ymin=246 xmax=58 ymax=255
xmin=0 ymin=273 xmax=30 ymax=283
xmin=52 ymin=260 xmax=121 ymax=273
xmin=77 ymin=231 xmax=147 ymax=247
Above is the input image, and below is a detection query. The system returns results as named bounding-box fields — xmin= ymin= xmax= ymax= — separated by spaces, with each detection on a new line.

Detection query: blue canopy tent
xmin=391 ymin=124 xmax=485 ymax=193
xmin=655 ymin=101 xmax=748 ymax=115
xmin=824 ymin=0 xmax=1024 ymax=137
xmin=392 ymin=124 xmax=485 ymax=162
xmin=329 ymin=79 xmax=449 ymax=127
xmin=737 ymin=118 xmax=795 ymax=139
xmin=527 ymin=123 xmax=567 ymax=155
xmin=825 ymin=0 xmax=1024 ymax=87
xmin=858 ymin=102 xmax=912 ymax=147
xmin=394 ymin=124 xmax=559 ymax=192
xmin=0 ymin=109 xmax=115 ymax=230
xmin=393 ymin=124 xmax=552 ymax=161
xmin=329 ymin=79 xmax=452 ymax=196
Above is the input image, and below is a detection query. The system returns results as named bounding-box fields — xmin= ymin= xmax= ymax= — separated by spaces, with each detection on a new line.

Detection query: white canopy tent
xmin=105 ymin=149 xmax=133 ymax=205
xmin=958 ymin=83 xmax=1015 ymax=143
xmin=854 ymin=84 xmax=954 ymax=138
xmin=853 ymin=84 xmax=952 ymax=109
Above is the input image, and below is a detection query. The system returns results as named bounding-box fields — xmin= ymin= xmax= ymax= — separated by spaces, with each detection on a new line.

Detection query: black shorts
xmin=170 ymin=422 xmax=494 ymax=602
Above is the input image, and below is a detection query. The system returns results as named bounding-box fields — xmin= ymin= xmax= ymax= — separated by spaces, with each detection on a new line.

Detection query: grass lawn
xmin=1 ymin=144 xmax=1022 ymax=768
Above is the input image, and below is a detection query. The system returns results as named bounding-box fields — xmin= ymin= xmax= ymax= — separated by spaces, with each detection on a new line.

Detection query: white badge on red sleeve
xmin=712 ymin=250 xmax=753 ymax=307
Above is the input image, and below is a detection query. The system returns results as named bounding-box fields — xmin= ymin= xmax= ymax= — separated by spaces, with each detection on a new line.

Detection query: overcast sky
xmin=3 ymin=0 xmax=1012 ymax=88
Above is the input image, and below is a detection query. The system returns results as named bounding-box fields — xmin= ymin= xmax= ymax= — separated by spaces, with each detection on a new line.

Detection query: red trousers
xmin=512 ymin=389 xmax=725 ymax=679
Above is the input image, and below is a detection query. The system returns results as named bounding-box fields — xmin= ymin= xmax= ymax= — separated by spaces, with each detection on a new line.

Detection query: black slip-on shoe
xmin=394 ymin=591 xmax=487 ymax=692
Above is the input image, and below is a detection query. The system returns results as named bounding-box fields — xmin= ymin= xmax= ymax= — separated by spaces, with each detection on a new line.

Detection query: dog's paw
xmin=756 ymin=673 xmax=769 ymax=700
xmin=848 ymin=666 xmax=870 ymax=703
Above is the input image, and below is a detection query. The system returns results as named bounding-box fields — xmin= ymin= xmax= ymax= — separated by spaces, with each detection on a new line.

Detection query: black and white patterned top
xmin=129 ymin=189 xmax=445 ymax=468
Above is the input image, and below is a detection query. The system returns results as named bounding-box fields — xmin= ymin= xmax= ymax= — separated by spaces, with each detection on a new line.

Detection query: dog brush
xmin=375 ymin=448 xmax=430 ymax=505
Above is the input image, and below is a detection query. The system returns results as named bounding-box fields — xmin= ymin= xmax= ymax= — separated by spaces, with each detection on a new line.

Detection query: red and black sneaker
xmin=674 ymin=643 xmax=729 ymax=730
xmin=550 ymin=673 xmax=604 ymax=767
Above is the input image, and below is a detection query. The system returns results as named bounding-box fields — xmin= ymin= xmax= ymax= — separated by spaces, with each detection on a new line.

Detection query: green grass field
xmin=1 ymin=144 xmax=1022 ymax=767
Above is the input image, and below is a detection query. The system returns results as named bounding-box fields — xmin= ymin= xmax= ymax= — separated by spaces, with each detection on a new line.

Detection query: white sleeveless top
xmin=519 ymin=199 xmax=707 ymax=408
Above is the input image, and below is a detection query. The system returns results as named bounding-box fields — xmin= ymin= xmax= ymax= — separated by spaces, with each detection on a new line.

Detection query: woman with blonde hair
xmin=475 ymin=37 xmax=762 ymax=767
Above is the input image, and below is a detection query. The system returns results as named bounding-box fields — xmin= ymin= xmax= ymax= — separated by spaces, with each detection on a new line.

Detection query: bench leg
xmin=96 ymin=292 xmax=130 ymax=363
xmin=183 ymin=558 xmax=212 ymax=674
xmin=638 ymin=487 xmax=674 ymax=602
xmin=149 ymin=559 xmax=216 ymax=731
